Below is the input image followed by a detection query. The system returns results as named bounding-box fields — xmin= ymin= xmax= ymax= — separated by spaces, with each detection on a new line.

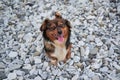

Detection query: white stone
xmin=78 ymin=41 xmax=85 ymax=47
xmin=69 ymin=60 xmax=74 ymax=66
xmin=73 ymin=56 xmax=80 ymax=62
xmin=74 ymin=19 xmax=80 ymax=25
xmin=100 ymin=67 xmax=108 ymax=72
xmin=95 ymin=38 xmax=103 ymax=46
xmin=46 ymin=3 xmax=51 ymax=8
xmin=85 ymin=47 xmax=90 ymax=57
xmin=71 ymin=52 xmax=75 ymax=58
xmin=98 ymin=16 xmax=104 ymax=24
xmin=17 ymin=76 xmax=24 ymax=80
xmin=72 ymin=74 xmax=79 ymax=80
xmin=8 ymin=51 xmax=18 ymax=58
xmin=36 ymin=45 xmax=43 ymax=52
xmin=87 ymin=35 xmax=95 ymax=42
xmin=71 ymin=38 xmax=76 ymax=43
xmin=78 ymin=0 xmax=88 ymax=4
xmin=113 ymin=62 xmax=120 ymax=70
xmin=81 ymin=74 xmax=89 ymax=80
xmin=34 ymin=76 xmax=42 ymax=80
xmin=40 ymin=72 xmax=48 ymax=79
xmin=18 ymin=33 xmax=24 ymax=39
xmin=43 ymin=62 xmax=48 ymax=68
xmin=80 ymin=47 xmax=85 ymax=57
xmin=92 ymin=75 xmax=100 ymax=80
xmin=86 ymin=15 xmax=95 ymax=19
xmin=0 ymin=62 xmax=5 ymax=69
xmin=23 ymin=64 xmax=32 ymax=70
xmin=91 ymin=59 xmax=102 ymax=69
xmin=38 ymin=69 xmax=42 ymax=75
xmin=8 ymin=72 xmax=17 ymax=80
xmin=52 ymin=69 xmax=59 ymax=76
xmin=90 ymin=47 xmax=98 ymax=54
xmin=15 ymin=70 xmax=25 ymax=76
xmin=34 ymin=56 xmax=41 ymax=64
xmin=59 ymin=76 xmax=64 ymax=80
xmin=29 ymin=66 xmax=37 ymax=75
xmin=117 ymin=5 xmax=120 ymax=13
xmin=23 ymin=33 xmax=33 ymax=43
xmin=20 ymin=51 xmax=27 ymax=60
xmin=25 ymin=58 xmax=30 ymax=64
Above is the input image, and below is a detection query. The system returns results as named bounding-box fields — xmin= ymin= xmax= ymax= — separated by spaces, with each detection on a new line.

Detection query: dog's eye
xmin=49 ymin=26 xmax=56 ymax=31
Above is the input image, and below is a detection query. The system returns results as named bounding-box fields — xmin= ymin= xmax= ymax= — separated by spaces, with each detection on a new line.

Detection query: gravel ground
xmin=0 ymin=0 xmax=120 ymax=80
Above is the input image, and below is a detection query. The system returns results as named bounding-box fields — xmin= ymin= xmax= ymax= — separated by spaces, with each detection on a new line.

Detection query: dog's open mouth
xmin=56 ymin=35 xmax=64 ymax=42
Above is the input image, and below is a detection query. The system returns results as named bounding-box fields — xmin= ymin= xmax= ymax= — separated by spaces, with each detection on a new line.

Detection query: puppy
xmin=40 ymin=12 xmax=71 ymax=65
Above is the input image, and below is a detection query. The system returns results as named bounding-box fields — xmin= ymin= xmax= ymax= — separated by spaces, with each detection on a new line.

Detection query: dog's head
xmin=40 ymin=12 xmax=71 ymax=44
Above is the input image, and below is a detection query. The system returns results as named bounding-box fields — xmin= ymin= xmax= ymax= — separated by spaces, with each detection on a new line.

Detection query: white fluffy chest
xmin=53 ymin=46 xmax=67 ymax=61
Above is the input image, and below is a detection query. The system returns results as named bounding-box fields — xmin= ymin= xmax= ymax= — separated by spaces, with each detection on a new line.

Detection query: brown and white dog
xmin=40 ymin=12 xmax=71 ymax=65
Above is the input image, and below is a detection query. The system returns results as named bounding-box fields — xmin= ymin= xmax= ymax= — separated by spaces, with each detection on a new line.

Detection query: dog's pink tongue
xmin=58 ymin=36 xmax=64 ymax=42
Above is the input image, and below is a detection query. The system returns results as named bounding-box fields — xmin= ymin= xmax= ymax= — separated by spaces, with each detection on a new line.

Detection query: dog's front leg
xmin=63 ymin=44 xmax=72 ymax=63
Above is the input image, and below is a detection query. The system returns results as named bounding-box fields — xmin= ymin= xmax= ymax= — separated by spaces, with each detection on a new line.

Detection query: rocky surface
xmin=0 ymin=0 xmax=120 ymax=80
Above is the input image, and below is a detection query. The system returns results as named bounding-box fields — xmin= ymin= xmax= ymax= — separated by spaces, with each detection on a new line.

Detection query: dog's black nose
xmin=58 ymin=30 xmax=62 ymax=34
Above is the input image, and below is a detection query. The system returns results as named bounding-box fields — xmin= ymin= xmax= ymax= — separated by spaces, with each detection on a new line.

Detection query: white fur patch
xmin=51 ymin=40 xmax=68 ymax=61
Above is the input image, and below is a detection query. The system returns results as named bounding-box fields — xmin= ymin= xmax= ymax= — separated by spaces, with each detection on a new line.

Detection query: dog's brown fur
xmin=40 ymin=12 xmax=71 ymax=65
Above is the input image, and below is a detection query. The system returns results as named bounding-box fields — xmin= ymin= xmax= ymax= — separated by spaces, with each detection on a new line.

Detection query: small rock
xmin=23 ymin=64 xmax=32 ymax=70
xmin=43 ymin=61 xmax=49 ymax=68
xmin=15 ymin=70 xmax=25 ymax=76
xmin=8 ymin=72 xmax=17 ymax=80
xmin=98 ymin=16 xmax=104 ymax=26
xmin=8 ymin=51 xmax=18 ymax=58
xmin=72 ymin=74 xmax=79 ymax=80
xmin=92 ymin=75 xmax=100 ymax=80
xmin=36 ymin=45 xmax=43 ymax=52
xmin=117 ymin=5 xmax=120 ymax=13
xmin=23 ymin=33 xmax=33 ymax=43
xmin=40 ymin=72 xmax=48 ymax=79
xmin=80 ymin=74 xmax=89 ymax=80
xmin=90 ymin=47 xmax=99 ymax=54
xmin=100 ymin=67 xmax=108 ymax=72
xmin=33 ymin=51 xmax=41 ymax=56
xmin=20 ymin=51 xmax=27 ymax=60
xmin=91 ymin=59 xmax=102 ymax=69
xmin=52 ymin=69 xmax=59 ymax=76
xmin=0 ymin=62 xmax=5 ymax=69
xmin=87 ymin=35 xmax=95 ymax=42
xmin=80 ymin=47 xmax=85 ymax=57
xmin=34 ymin=56 xmax=41 ymax=64
xmin=17 ymin=76 xmax=24 ymax=80
xmin=69 ymin=60 xmax=74 ymax=66
xmin=28 ymin=75 xmax=36 ymax=79
xmin=85 ymin=47 xmax=90 ymax=57
xmin=74 ymin=62 xmax=84 ymax=69
xmin=8 ymin=60 xmax=23 ymax=71
xmin=95 ymin=38 xmax=103 ymax=46
xmin=59 ymin=76 xmax=64 ymax=80
xmin=0 ymin=71 xmax=6 ymax=79
xmin=73 ymin=56 xmax=80 ymax=62
xmin=29 ymin=66 xmax=37 ymax=75
xmin=86 ymin=15 xmax=95 ymax=19
xmin=113 ymin=62 xmax=120 ymax=70
xmin=25 ymin=58 xmax=30 ymax=64
xmin=34 ymin=76 xmax=42 ymax=80
xmin=74 ymin=19 xmax=80 ymax=25
xmin=78 ymin=41 xmax=85 ymax=47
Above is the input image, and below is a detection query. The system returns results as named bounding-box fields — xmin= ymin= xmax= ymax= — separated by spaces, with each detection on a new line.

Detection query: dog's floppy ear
xmin=55 ymin=12 xmax=62 ymax=19
xmin=40 ymin=18 xmax=49 ymax=31
xmin=65 ymin=19 xmax=71 ymax=28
